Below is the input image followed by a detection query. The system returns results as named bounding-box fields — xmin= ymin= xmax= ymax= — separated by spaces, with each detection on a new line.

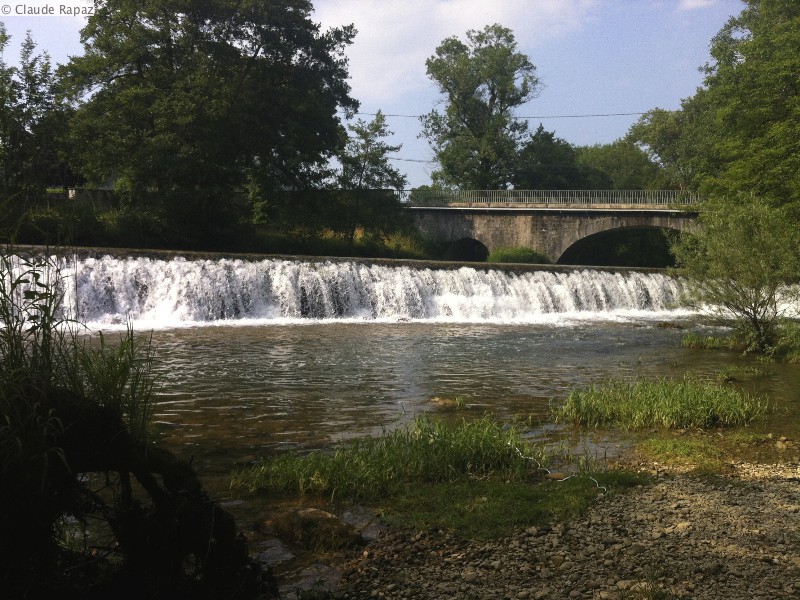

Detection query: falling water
xmin=39 ymin=255 xmax=692 ymax=329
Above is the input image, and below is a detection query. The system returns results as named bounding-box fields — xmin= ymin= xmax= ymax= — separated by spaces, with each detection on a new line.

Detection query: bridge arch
xmin=557 ymin=225 xmax=684 ymax=267
xmin=443 ymin=238 xmax=490 ymax=262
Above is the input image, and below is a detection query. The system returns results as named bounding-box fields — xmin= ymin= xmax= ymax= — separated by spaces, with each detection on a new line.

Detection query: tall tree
xmin=512 ymin=124 xmax=595 ymax=189
xmin=65 ymin=0 xmax=358 ymax=244
xmin=0 ymin=27 xmax=69 ymax=212
xmin=332 ymin=110 xmax=409 ymax=245
xmin=421 ymin=24 xmax=540 ymax=189
xmin=628 ymin=0 xmax=800 ymax=204
xmin=338 ymin=110 xmax=407 ymax=192
xmin=576 ymin=139 xmax=669 ymax=190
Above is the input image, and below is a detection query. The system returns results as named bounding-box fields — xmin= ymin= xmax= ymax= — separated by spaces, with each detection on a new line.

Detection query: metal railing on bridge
xmin=397 ymin=189 xmax=699 ymax=208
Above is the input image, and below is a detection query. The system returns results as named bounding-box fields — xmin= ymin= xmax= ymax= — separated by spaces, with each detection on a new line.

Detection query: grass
xmin=232 ymin=414 xmax=651 ymax=539
xmin=633 ymin=430 xmax=777 ymax=475
xmin=231 ymin=415 xmax=548 ymax=500
xmin=382 ymin=471 xmax=647 ymax=540
xmin=681 ymin=331 xmax=741 ymax=351
xmin=555 ymin=375 xmax=768 ymax=430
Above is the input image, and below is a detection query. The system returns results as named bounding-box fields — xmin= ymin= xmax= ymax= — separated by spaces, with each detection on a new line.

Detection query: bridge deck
xmin=399 ymin=189 xmax=698 ymax=207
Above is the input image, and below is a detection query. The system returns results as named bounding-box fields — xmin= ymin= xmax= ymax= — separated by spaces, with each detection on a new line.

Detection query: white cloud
xmin=313 ymin=0 xmax=598 ymax=106
xmin=678 ymin=0 xmax=721 ymax=10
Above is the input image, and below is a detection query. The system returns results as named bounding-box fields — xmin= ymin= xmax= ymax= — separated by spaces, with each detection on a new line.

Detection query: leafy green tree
xmin=672 ymin=197 xmax=800 ymax=353
xmin=512 ymin=124 xmax=600 ymax=189
xmin=576 ymin=139 xmax=669 ymax=190
xmin=628 ymin=1 xmax=800 ymax=203
xmin=698 ymin=0 xmax=800 ymax=205
xmin=0 ymin=27 xmax=70 ymax=215
xmin=338 ymin=110 xmax=407 ymax=192
xmin=333 ymin=110 xmax=409 ymax=245
xmin=421 ymin=24 xmax=540 ymax=189
xmin=65 ymin=0 xmax=358 ymax=245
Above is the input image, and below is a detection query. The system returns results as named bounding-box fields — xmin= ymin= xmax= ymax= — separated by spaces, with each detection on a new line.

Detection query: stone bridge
xmin=402 ymin=190 xmax=700 ymax=263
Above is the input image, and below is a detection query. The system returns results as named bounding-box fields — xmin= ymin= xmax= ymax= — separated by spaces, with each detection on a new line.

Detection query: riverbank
xmin=283 ymin=460 xmax=800 ymax=600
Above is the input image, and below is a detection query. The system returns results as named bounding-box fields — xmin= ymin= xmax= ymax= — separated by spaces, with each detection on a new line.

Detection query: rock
xmin=267 ymin=507 xmax=363 ymax=551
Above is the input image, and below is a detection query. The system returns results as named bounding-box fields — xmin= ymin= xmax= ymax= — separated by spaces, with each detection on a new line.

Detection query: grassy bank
xmin=232 ymin=415 xmax=646 ymax=539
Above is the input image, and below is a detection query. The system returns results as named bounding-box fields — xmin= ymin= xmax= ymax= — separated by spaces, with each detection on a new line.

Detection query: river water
xmin=30 ymin=252 xmax=794 ymax=476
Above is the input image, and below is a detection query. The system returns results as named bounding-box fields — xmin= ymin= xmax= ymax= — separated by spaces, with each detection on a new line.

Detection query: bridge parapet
xmin=399 ymin=189 xmax=698 ymax=208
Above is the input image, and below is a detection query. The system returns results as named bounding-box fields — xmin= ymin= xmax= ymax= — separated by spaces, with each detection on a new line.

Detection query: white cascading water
xmin=36 ymin=255 xmax=692 ymax=329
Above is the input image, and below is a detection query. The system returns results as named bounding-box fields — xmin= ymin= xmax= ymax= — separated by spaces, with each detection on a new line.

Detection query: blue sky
xmin=2 ymin=0 xmax=744 ymax=188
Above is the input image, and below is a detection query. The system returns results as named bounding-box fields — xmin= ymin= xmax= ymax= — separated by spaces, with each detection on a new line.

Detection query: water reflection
xmin=143 ymin=319 xmax=800 ymax=476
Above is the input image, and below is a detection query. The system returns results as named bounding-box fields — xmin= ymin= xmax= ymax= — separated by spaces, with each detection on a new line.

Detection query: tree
xmin=512 ymin=124 xmax=598 ymax=189
xmin=338 ymin=110 xmax=407 ymax=192
xmin=331 ymin=110 xmax=409 ymax=245
xmin=628 ymin=1 xmax=800 ymax=203
xmin=0 ymin=27 xmax=70 ymax=215
xmin=672 ymin=196 xmax=800 ymax=353
xmin=421 ymin=24 xmax=540 ymax=189
xmin=65 ymin=0 xmax=358 ymax=245
xmin=575 ymin=139 xmax=669 ymax=190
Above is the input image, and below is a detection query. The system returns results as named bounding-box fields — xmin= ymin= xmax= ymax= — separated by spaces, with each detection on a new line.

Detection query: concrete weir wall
xmin=410 ymin=207 xmax=699 ymax=263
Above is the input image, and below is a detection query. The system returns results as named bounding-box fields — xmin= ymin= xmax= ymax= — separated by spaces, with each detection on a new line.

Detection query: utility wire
xmin=343 ymin=110 xmax=647 ymax=120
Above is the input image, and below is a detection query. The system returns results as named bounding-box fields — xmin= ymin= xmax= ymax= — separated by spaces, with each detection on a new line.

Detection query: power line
xmin=343 ymin=111 xmax=647 ymax=120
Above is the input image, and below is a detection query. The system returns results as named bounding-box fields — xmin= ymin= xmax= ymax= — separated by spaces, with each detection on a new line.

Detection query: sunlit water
xmin=146 ymin=320 xmax=800 ymax=477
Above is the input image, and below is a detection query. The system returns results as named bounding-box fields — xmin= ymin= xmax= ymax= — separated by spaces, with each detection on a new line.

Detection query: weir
xmin=26 ymin=253 xmax=691 ymax=328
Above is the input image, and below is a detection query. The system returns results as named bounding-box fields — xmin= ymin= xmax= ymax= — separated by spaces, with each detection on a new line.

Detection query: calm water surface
xmin=148 ymin=319 xmax=800 ymax=476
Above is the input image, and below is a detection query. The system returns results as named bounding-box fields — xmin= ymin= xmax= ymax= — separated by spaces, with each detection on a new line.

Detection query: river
xmin=36 ymin=252 xmax=796 ymax=477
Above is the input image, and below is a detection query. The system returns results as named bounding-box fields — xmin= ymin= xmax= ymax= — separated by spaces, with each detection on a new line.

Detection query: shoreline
xmin=275 ymin=460 xmax=800 ymax=599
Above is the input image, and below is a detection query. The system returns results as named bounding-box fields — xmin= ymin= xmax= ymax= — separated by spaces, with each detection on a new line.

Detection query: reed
xmin=555 ymin=375 xmax=768 ymax=429
xmin=231 ymin=415 xmax=547 ymax=500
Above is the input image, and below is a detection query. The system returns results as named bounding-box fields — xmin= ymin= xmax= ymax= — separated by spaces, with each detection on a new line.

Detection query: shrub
xmin=487 ymin=246 xmax=551 ymax=264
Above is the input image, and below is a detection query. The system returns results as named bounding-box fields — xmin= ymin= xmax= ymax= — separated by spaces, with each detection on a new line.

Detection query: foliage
xmin=231 ymin=415 xmax=547 ymax=500
xmin=0 ymin=250 xmax=266 ymax=598
xmin=64 ymin=0 xmax=358 ymax=243
xmin=0 ymin=27 xmax=74 ymax=237
xmin=575 ymin=139 xmax=671 ymax=190
xmin=421 ymin=24 xmax=540 ymax=189
xmin=672 ymin=197 xmax=800 ymax=353
xmin=487 ymin=246 xmax=550 ymax=264
xmin=338 ymin=110 xmax=407 ymax=192
xmin=512 ymin=125 xmax=594 ymax=190
xmin=555 ymin=375 xmax=768 ymax=429
xmin=628 ymin=1 xmax=800 ymax=202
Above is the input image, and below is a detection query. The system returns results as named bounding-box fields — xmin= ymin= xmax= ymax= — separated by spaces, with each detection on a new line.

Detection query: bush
xmin=487 ymin=246 xmax=550 ymax=264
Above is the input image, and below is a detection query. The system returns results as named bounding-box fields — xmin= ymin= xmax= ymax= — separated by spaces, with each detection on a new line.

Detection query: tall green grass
xmin=231 ymin=415 xmax=547 ymax=500
xmin=555 ymin=376 xmax=767 ymax=429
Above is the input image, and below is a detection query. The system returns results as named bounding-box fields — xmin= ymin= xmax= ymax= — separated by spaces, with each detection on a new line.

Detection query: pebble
xmin=290 ymin=462 xmax=800 ymax=599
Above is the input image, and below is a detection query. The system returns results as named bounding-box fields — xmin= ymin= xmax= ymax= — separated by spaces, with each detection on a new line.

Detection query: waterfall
xmin=29 ymin=255 xmax=692 ymax=328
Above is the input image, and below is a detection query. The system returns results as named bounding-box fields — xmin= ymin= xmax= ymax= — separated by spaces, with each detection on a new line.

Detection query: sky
xmin=1 ymin=0 xmax=744 ymax=188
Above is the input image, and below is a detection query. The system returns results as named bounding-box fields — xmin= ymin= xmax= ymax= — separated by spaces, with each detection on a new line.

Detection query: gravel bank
xmin=329 ymin=462 xmax=800 ymax=600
